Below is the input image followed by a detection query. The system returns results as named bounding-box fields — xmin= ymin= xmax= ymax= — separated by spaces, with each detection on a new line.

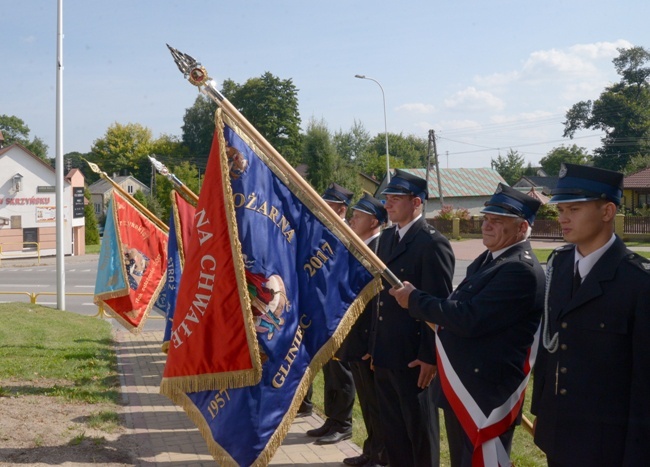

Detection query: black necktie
xmin=572 ymin=262 xmax=581 ymax=297
xmin=480 ymin=252 xmax=493 ymax=270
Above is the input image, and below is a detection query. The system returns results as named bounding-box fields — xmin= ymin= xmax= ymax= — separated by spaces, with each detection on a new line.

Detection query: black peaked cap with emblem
xmin=381 ymin=169 xmax=428 ymax=200
xmin=351 ymin=193 xmax=388 ymax=224
xmin=481 ymin=183 xmax=541 ymax=225
xmin=321 ymin=183 xmax=354 ymax=206
xmin=549 ymin=163 xmax=624 ymax=205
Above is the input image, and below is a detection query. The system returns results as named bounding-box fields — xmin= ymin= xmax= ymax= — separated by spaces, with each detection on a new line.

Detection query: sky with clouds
xmin=2 ymin=1 xmax=649 ymax=171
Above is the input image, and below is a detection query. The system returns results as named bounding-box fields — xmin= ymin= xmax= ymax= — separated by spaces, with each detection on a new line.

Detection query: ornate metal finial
xmin=148 ymin=155 xmax=170 ymax=176
xmin=166 ymin=44 xmax=224 ymax=102
xmin=166 ymin=44 xmax=210 ymax=87
xmin=83 ymin=158 xmax=103 ymax=175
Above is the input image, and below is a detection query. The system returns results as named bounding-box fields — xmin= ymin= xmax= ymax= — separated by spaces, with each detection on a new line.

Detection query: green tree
xmin=0 ymin=114 xmax=49 ymax=162
xmin=491 ymin=149 xmax=525 ymax=185
xmin=154 ymin=161 xmax=201 ymax=220
xmin=539 ymin=145 xmax=592 ymax=176
xmin=181 ymin=95 xmax=218 ymax=169
xmin=333 ymin=120 xmax=371 ymax=163
xmin=222 ymin=72 xmax=302 ymax=166
xmin=301 ymin=118 xmax=339 ymax=194
xmin=84 ymin=188 xmax=100 ymax=245
xmin=133 ymin=190 xmax=163 ymax=222
xmin=90 ymin=123 xmax=153 ymax=183
xmin=563 ymin=46 xmax=650 ymax=171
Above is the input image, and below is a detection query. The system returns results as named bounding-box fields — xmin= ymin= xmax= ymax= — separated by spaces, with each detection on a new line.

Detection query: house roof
xmin=88 ymin=175 xmax=149 ymax=195
xmin=513 ymin=175 xmax=559 ymax=192
xmin=0 ymin=142 xmax=56 ymax=173
xmin=392 ymin=167 xmax=506 ymax=198
xmin=624 ymin=167 xmax=650 ymax=188
xmin=524 ymin=186 xmax=550 ymax=204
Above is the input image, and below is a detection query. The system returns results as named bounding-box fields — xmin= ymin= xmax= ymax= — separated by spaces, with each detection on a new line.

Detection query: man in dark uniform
xmin=339 ymin=194 xmax=388 ymax=467
xmin=306 ymin=183 xmax=357 ymax=444
xmin=531 ymin=163 xmax=650 ymax=466
xmin=370 ymin=169 xmax=455 ymax=467
xmin=390 ymin=183 xmax=545 ymax=466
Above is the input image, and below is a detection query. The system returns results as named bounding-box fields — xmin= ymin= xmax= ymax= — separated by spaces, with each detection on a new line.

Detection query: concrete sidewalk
xmin=116 ymin=330 xmax=361 ymax=466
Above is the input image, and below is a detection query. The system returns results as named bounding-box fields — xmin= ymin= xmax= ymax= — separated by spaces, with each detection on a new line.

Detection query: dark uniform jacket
xmin=370 ymin=217 xmax=454 ymax=369
xmin=408 ymin=240 xmax=544 ymax=415
xmin=338 ymin=236 xmax=379 ymax=361
xmin=531 ymin=237 xmax=650 ymax=466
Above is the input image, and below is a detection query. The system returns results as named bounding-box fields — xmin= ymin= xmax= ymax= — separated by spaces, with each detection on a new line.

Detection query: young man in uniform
xmin=371 ymin=169 xmax=455 ymax=467
xmin=531 ymin=163 xmax=650 ymax=466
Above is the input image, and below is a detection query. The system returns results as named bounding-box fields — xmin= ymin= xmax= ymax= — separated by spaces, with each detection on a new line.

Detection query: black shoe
xmin=306 ymin=422 xmax=331 ymax=438
xmin=296 ymin=408 xmax=313 ymax=418
xmin=343 ymin=454 xmax=370 ymax=466
xmin=314 ymin=427 xmax=352 ymax=445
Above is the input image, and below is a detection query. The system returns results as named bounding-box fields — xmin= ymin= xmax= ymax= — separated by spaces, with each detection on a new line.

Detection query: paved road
xmin=0 ymin=254 xmax=167 ymax=332
xmin=1 ymin=238 xmax=572 ymax=332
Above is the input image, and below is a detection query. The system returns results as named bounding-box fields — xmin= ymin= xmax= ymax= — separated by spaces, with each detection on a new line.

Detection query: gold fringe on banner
xmin=163 ymin=276 xmax=381 ymax=467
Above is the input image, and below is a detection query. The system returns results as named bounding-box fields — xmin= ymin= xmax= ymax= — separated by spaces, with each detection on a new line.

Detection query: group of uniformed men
xmin=304 ymin=163 xmax=649 ymax=467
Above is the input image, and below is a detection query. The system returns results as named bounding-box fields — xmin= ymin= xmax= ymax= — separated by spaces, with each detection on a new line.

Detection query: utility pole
xmin=428 ymin=130 xmax=444 ymax=210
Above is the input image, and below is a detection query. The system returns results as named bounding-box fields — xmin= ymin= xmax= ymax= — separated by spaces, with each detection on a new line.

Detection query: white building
xmin=0 ymin=143 xmax=86 ymax=258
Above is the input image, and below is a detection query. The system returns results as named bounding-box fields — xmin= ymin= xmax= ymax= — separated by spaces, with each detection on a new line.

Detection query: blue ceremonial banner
xmin=162 ymin=192 xmax=195 ymax=353
xmin=161 ymin=110 xmax=382 ymax=466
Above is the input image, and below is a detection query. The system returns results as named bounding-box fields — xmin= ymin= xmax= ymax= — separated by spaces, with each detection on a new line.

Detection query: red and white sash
xmin=435 ymin=325 xmax=540 ymax=467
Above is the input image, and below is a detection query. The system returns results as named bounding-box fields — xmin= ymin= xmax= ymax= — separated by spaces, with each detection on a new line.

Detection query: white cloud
xmin=396 ymin=102 xmax=435 ymax=114
xmin=474 ymin=71 xmax=519 ymax=87
xmin=444 ymin=87 xmax=505 ymax=112
xmin=569 ymin=40 xmax=633 ymax=59
xmin=22 ymin=35 xmax=36 ymax=44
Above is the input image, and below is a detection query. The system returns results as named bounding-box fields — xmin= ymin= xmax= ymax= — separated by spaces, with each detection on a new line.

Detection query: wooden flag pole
xmin=84 ymin=159 xmax=169 ymax=233
xmin=166 ymin=45 xmax=402 ymax=289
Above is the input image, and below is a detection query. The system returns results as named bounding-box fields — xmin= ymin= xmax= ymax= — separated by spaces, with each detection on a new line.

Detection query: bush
xmin=535 ymin=203 xmax=558 ymax=220
xmin=435 ymin=205 xmax=470 ymax=220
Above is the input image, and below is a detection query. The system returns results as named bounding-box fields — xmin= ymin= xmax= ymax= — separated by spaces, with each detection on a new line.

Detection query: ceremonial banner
xmin=160 ymin=110 xmax=382 ymax=466
xmin=94 ymin=191 xmax=168 ymax=333
xmin=162 ymin=191 xmax=196 ymax=353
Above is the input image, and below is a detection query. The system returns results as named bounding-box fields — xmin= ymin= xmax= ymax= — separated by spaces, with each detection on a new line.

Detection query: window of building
xmin=127 ymin=185 xmax=134 ymax=194
xmin=23 ymin=228 xmax=38 ymax=250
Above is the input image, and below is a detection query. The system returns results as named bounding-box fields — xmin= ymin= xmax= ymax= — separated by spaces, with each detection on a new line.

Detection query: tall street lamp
xmin=355 ymin=74 xmax=390 ymax=182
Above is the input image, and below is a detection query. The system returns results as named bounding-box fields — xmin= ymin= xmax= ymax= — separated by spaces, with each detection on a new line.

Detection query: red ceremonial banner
xmin=95 ymin=192 xmax=168 ymax=333
xmin=161 ymin=124 xmax=261 ymax=391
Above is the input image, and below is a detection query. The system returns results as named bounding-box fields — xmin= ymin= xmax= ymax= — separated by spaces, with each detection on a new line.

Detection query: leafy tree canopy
xmin=0 ymin=114 xmax=49 ymax=162
xmin=181 ymin=95 xmax=217 ymax=170
xmin=563 ymin=46 xmax=650 ymax=171
xmin=222 ymin=72 xmax=302 ymax=166
xmin=491 ymin=149 xmax=525 ymax=185
xmin=90 ymin=122 xmax=153 ymax=183
xmin=539 ymin=144 xmax=591 ymax=176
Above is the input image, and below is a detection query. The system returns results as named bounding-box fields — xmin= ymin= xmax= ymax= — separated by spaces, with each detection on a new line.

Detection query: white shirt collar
xmin=574 ymin=233 xmax=616 ymax=279
xmin=364 ymin=231 xmax=381 ymax=245
xmin=396 ymin=214 xmax=422 ymax=240
xmin=491 ymin=238 xmax=527 ymax=260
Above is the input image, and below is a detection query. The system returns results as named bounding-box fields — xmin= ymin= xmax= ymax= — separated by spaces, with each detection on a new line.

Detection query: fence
xmin=0 ymin=242 xmax=41 ymax=265
xmin=430 ymin=215 xmax=650 ymax=240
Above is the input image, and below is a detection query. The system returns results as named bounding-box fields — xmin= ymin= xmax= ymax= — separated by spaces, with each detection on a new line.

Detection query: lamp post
xmin=355 ymin=74 xmax=390 ymax=182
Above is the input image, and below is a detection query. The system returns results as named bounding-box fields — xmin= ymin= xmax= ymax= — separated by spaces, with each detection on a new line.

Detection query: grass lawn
xmin=310 ymin=369 xmax=547 ymax=466
xmin=0 ymin=302 xmax=118 ymax=404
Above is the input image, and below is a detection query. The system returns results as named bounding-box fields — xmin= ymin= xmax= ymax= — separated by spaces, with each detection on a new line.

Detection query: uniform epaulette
xmin=546 ymin=243 xmax=573 ymax=264
xmin=519 ymin=249 xmax=535 ymax=265
xmin=625 ymin=250 xmax=650 ymax=274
